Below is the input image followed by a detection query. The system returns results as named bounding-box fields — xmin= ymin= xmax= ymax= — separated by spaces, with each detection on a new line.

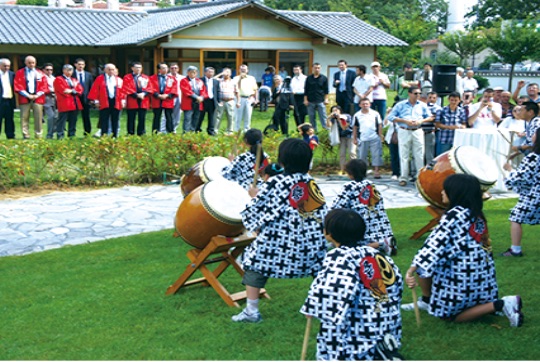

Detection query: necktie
xmin=79 ymin=72 xmax=83 ymax=85
xmin=134 ymin=74 xmax=141 ymax=93
xmin=160 ymin=76 xmax=165 ymax=93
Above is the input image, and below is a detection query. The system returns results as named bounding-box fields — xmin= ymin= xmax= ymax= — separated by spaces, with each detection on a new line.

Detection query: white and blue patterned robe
xmin=412 ymin=206 xmax=498 ymax=318
xmin=241 ymin=173 xmax=327 ymax=278
xmin=221 ymin=151 xmax=269 ymax=190
xmin=301 ymin=245 xmax=402 ymax=360
xmin=331 ymin=180 xmax=394 ymax=243
xmin=505 ymin=152 xmax=540 ymax=225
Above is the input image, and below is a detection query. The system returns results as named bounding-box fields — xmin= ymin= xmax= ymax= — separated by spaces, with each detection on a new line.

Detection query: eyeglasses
xmin=413 ymin=92 xmax=421 ymax=95
xmin=45 ymin=68 xmax=53 ymax=71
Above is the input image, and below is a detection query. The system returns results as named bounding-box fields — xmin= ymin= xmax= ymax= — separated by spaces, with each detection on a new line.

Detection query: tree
xmin=484 ymin=17 xmax=540 ymax=91
xmin=16 ymin=0 xmax=47 ymax=5
xmin=375 ymin=13 xmax=437 ymax=72
xmin=467 ymin=0 xmax=538 ymax=28
xmin=439 ymin=30 xmax=487 ymax=67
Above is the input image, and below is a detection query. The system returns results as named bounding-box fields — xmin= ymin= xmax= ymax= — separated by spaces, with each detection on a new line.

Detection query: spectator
xmin=326 ymin=105 xmax=354 ymax=175
xmin=370 ymin=61 xmax=390 ymax=121
xmin=333 ymin=59 xmax=356 ymax=115
xmin=500 ymin=91 xmax=514 ymax=118
xmin=180 ymin=65 xmax=206 ymax=133
xmin=434 ymin=91 xmax=467 ymax=156
xmin=513 ymin=81 xmax=539 ymax=104
xmin=456 ymin=67 xmax=464 ymax=96
xmin=151 ymin=63 xmax=179 ymax=133
xmin=198 ymin=66 xmax=220 ymax=136
xmin=234 ymin=64 xmax=258 ymax=132
xmin=353 ymin=98 xmax=383 ymax=179
xmin=74 ymin=58 xmax=94 ymax=136
xmin=42 ymin=63 xmax=57 ymax=140
xmin=420 ymin=62 xmax=433 ymax=96
xmin=259 ymin=66 xmax=274 ymax=112
xmin=468 ymin=88 xmax=502 ymax=130
xmin=160 ymin=63 xmax=184 ymax=134
xmin=493 ymin=86 xmax=504 ymax=104
xmin=352 ymin=64 xmax=374 ymax=112
xmin=271 ymin=75 xmax=294 ymax=136
xmin=303 ymin=62 xmax=329 ymax=132
xmin=123 ymin=61 xmax=151 ymax=136
xmin=214 ymin=67 xmax=236 ymax=135
xmin=53 ymin=64 xmax=83 ymax=139
xmin=0 ymin=58 xmax=15 ymax=139
xmin=462 ymin=70 xmax=479 ymax=96
xmin=290 ymin=64 xmax=307 ymax=126
xmin=424 ymin=91 xmax=441 ymax=164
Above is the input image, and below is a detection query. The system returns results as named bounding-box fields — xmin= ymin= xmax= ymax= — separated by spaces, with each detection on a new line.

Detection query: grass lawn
xmin=1 ymin=198 xmax=539 ymax=360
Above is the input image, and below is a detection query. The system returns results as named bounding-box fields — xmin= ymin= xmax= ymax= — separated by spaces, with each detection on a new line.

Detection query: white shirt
xmin=371 ymin=72 xmax=389 ymax=100
xmin=290 ymin=74 xmax=307 ymax=94
xmin=46 ymin=74 xmax=55 ymax=94
xmin=469 ymin=101 xmax=502 ymax=130
xmin=354 ymin=109 xmax=381 ymax=142
xmin=352 ymin=74 xmax=375 ymax=103
xmin=26 ymin=68 xmax=36 ymax=94
xmin=0 ymin=70 xmax=13 ymax=98
xmin=462 ymin=77 xmax=479 ymax=92
xmin=455 ymin=75 xmax=464 ymax=95
xmin=106 ymin=75 xmax=116 ymax=98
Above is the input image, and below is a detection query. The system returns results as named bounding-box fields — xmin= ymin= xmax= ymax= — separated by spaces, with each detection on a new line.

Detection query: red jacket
xmin=149 ymin=74 xmax=178 ymax=109
xmin=180 ymin=77 xmax=208 ymax=111
xmin=123 ymin=73 xmax=151 ymax=109
xmin=14 ymin=67 xmax=49 ymax=105
xmin=88 ymin=74 xmax=124 ymax=110
xmin=53 ymin=76 xmax=83 ymax=113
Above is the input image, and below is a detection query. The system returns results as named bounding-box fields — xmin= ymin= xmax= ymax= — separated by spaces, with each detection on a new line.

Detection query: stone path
xmin=0 ymin=175 xmax=516 ymax=257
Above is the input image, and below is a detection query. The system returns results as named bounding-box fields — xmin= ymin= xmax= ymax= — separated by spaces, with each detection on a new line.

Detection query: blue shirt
xmin=388 ymin=99 xmax=431 ymax=129
xmin=261 ymin=73 xmax=274 ymax=87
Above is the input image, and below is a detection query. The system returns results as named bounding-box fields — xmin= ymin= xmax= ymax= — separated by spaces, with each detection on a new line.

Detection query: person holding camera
xmin=468 ymin=88 xmax=502 ymax=130
xmin=271 ymin=75 xmax=295 ymax=136
xmin=326 ymin=105 xmax=354 ymax=175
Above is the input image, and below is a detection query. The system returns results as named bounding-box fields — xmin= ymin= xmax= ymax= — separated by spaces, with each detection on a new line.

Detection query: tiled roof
xmin=0 ymin=5 xmax=144 ymax=46
xmin=0 ymin=0 xmax=407 ymax=47
xmin=97 ymin=0 xmax=248 ymax=45
xmin=275 ymin=9 xmax=407 ymax=46
xmin=419 ymin=39 xmax=439 ymax=46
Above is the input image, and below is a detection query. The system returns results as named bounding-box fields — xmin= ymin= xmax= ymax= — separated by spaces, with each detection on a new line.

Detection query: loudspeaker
xmin=432 ymin=64 xmax=457 ymax=95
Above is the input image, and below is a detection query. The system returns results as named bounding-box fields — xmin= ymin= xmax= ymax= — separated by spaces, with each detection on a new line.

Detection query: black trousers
xmin=272 ymin=107 xmax=289 ymax=136
xmin=57 ymin=110 xmax=79 ymax=139
xmin=153 ymin=108 xmax=173 ymax=133
xmin=0 ymin=99 xmax=15 ymax=139
xmin=100 ymin=98 xmax=120 ymax=138
xmin=127 ymin=108 xmax=147 ymax=136
xmin=198 ymin=99 xmax=216 ymax=135
xmin=80 ymin=100 xmax=92 ymax=135
xmin=336 ymin=91 xmax=354 ymax=115
xmin=293 ymin=94 xmax=307 ymax=126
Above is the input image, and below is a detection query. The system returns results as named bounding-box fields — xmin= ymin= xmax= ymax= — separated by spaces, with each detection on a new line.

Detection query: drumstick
xmin=253 ymin=143 xmax=263 ymax=188
xmin=411 ymin=287 xmax=422 ymax=327
xmin=301 ymin=317 xmax=312 ymax=361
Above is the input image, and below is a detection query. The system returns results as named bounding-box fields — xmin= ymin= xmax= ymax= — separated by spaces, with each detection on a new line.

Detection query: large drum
xmin=174 ymin=180 xmax=252 ymax=249
xmin=416 ymin=146 xmax=498 ymax=209
xmin=180 ymin=156 xmax=230 ymax=196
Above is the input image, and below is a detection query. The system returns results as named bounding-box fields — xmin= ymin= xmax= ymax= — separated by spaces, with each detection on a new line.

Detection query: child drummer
xmin=222 ymin=128 xmax=269 ymax=189
xmin=232 ymin=138 xmax=328 ymax=323
xmin=331 ymin=159 xmax=397 ymax=255
xmin=301 ymin=209 xmax=403 ymax=360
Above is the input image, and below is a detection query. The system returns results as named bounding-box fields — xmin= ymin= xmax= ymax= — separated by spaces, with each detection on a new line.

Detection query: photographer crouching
xmin=271 ymin=76 xmax=295 ymax=136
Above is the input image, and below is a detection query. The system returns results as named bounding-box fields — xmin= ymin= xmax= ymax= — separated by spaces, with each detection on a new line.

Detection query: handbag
xmin=329 ymin=120 xmax=341 ymax=146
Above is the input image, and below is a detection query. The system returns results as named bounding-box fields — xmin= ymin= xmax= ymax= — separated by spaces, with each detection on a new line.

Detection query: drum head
xmin=201 ymin=156 xmax=230 ymax=182
xmin=201 ymin=180 xmax=251 ymax=224
xmin=451 ymin=146 xmax=498 ymax=186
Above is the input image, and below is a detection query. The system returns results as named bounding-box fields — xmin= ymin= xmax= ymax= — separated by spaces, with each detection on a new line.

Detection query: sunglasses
xmin=413 ymin=92 xmax=421 ymax=95
xmin=45 ymin=68 xmax=53 ymax=71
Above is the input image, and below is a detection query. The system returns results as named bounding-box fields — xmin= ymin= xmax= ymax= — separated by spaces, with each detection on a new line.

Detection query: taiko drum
xmin=180 ymin=156 xmax=230 ymax=196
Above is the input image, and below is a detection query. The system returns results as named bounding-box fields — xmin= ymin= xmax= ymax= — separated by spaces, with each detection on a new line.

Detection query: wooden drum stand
xmin=166 ymin=233 xmax=270 ymax=307
xmin=410 ymin=205 xmax=445 ymax=240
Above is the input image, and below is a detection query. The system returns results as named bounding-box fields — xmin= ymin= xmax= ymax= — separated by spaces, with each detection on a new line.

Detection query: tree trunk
xmin=508 ymin=64 xmax=515 ymax=92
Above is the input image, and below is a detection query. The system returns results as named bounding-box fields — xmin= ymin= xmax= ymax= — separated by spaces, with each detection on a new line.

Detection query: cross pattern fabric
xmin=331 ymin=180 xmax=394 ymax=243
xmin=505 ymin=152 xmax=540 ymax=225
xmin=300 ymin=246 xmax=403 ymax=360
xmin=412 ymin=206 xmax=498 ymax=318
xmin=221 ymin=151 xmax=269 ymax=190
xmin=241 ymin=173 xmax=327 ymax=279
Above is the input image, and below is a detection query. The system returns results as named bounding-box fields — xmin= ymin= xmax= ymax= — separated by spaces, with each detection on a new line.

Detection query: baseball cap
xmin=493 ymin=86 xmax=504 ymax=91
xmin=371 ymin=61 xmax=381 ymax=67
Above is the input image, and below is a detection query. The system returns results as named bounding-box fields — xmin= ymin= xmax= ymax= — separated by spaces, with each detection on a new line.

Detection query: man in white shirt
xmin=352 ymin=64 xmax=374 ymax=113
xmin=43 ymin=63 xmax=57 ymax=139
xmin=462 ymin=70 xmax=479 ymax=96
xmin=234 ymin=64 xmax=258 ymax=132
xmin=0 ymin=58 xmax=15 ymax=139
xmin=290 ymin=64 xmax=307 ymax=126
xmin=455 ymin=67 xmax=464 ymax=96
xmin=468 ymin=88 xmax=502 ymax=130
xmin=353 ymin=98 xmax=384 ymax=178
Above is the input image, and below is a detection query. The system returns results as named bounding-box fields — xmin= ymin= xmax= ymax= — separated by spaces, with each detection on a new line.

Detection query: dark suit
xmin=333 ymin=69 xmax=356 ymax=115
xmin=0 ymin=70 xmax=16 ymax=139
xmin=271 ymin=85 xmax=295 ymax=136
xmin=197 ymin=76 xmax=220 ymax=135
xmin=75 ymin=70 xmax=94 ymax=135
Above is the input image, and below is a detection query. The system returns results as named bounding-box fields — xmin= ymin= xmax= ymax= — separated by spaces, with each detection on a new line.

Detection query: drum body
xmin=175 ymin=180 xmax=251 ymax=249
xmin=180 ymin=156 xmax=230 ymax=196
xmin=416 ymin=146 xmax=498 ymax=209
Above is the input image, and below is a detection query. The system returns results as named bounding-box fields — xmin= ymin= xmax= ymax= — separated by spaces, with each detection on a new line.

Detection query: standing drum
xmin=416 ymin=146 xmax=498 ymax=209
xmin=175 ymin=180 xmax=251 ymax=249
xmin=180 ymin=156 xmax=230 ymax=196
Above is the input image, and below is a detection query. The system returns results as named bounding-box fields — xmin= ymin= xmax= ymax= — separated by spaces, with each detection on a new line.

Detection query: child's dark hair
xmin=344 ymin=159 xmax=367 ymax=181
xmin=324 ymin=209 xmax=366 ymax=247
xmin=533 ymin=128 xmax=540 ymax=155
xmin=278 ymin=138 xmax=312 ymax=174
xmin=263 ymin=163 xmax=284 ymax=178
xmin=298 ymin=123 xmax=313 ymax=135
xmin=443 ymin=174 xmax=484 ymax=220
xmin=244 ymin=128 xmax=263 ymax=155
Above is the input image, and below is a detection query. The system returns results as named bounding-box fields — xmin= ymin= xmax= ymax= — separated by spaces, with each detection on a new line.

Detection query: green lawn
xmin=1 ymin=198 xmax=538 ymax=360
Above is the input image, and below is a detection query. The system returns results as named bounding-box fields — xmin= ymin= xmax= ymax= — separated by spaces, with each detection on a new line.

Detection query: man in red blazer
xmin=14 ymin=55 xmax=49 ymax=139
xmin=123 ymin=61 xmax=151 ymax=136
xmin=180 ymin=66 xmax=207 ymax=133
xmin=88 ymin=63 xmax=124 ymax=138
xmin=53 ymin=64 xmax=83 ymax=139
xmin=150 ymin=62 xmax=178 ymax=134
